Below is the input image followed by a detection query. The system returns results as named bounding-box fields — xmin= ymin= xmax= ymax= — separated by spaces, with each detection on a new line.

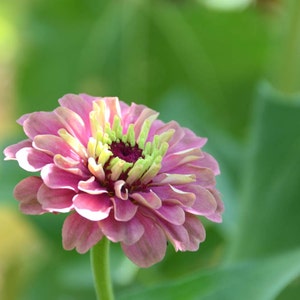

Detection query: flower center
xmin=109 ymin=141 xmax=143 ymax=163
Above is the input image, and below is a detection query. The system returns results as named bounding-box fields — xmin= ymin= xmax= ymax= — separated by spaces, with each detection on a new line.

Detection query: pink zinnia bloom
xmin=4 ymin=94 xmax=223 ymax=267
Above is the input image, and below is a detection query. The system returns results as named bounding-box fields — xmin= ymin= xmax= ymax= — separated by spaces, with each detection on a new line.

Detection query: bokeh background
xmin=1 ymin=0 xmax=300 ymax=299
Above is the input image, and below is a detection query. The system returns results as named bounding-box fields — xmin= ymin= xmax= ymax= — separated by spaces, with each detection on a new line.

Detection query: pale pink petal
xmin=184 ymin=185 xmax=217 ymax=216
xmin=121 ymin=213 xmax=167 ymax=268
xmin=102 ymin=97 xmax=122 ymax=125
xmin=181 ymin=214 xmax=206 ymax=251
xmin=3 ymin=140 xmax=32 ymax=160
xmin=23 ymin=111 xmax=65 ymax=140
xmin=58 ymin=94 xmax=93 ymax=127
xmin=195 ymin=152 xmax=220 ymax=175
xmin=62 ymin=212 xmax=103 ymax=253
xmin=155 ymin=204 xmax=185 ymax=225
xmin=73 ymin=193 xmax=112 ymax=221
xmin=13 ymin=177 xmax=46 ymax=214
xmin=114 ymin=180 xmax=128 ymax=200
xmin=33 ymin=134 xmax=79 ymax=160
xmin=111 ymin=197 xmax=138 ymax=221
xmin=130 ymin=190 xmax=162 ymax=209
xmin=37 ymin=184 xmax=74 ymax=213
xmin=53 ymin=154 xmax=87 ymax=177
xmin=41 ymin=164 xmax=83 ymax=191
xmin=205 ymin=189 xmax=224 ymax=223
xmin=54 ymin=106 xmax=89 ymax=145
xmin=161 ymin=148 xmax=203 ymax=173
xmin=78 ymin=177 xmax=108 ymax=195
xmin=16 ymin=147 xmax=52 ymax=172
xmin=99 ymin=213 xmax=144 ymax=245
xmin=151 ymin=184 xmax=195 ymax=207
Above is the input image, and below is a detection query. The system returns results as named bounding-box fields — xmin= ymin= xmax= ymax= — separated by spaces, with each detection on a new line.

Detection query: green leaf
xmin=230 ymin=83 xmax=300 ymax=260
xmin=118 ymin=249 xmax=300 ymax=300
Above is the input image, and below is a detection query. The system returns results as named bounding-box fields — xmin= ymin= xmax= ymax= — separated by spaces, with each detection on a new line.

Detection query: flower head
xmin=4 ymin=94 xmax=223 ymax=267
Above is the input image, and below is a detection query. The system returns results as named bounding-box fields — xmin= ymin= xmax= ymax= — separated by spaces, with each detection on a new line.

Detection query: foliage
xmin=1 ymin=0 xmax=300 ymax=299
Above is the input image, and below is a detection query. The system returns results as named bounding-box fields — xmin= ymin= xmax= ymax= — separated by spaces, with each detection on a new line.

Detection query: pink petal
xmin=62 ymin=212 xmax=103 ymax=253
xmin=53 ymin=154 xmax=87 ymax=177
xmin=121 ymin=213 xmax=167 ymax=268
xmin=58 ymin=94 xmax=93 ymax=128
xmin=205 ymin=189 xmax=224 ymax=223
xmin=155 ymin=204 xmax=185 ymax=225
xmin=54 ymin=106 xmax=89 ymax=145
xmin=23 ymin=111 xmax=65 ymax=140
xmin=16 ymin=147 xmax=52 ymax=172
xmin=37 ymin=184 xmax=74 ymax=213
xmin=3 ymin=140 xmax=32 ymax=160
xmin=184 ymin=185 xmax=217 ymax=216
xmin=151 ymin=185 xmax=195 ymax=207
xmin=78 ymin=177 xmax=108 ymax=195
xmin=33 ymin=134 xmax=79 ymax=160
xmin=114 ymin=180 xmax=128 ymax=200
xmin=99 ymin=213 xmax=144 ymax=245
xmin=130 ymin=190 xmax=162 ymax=209
xmin=101 ymin=97 xmax=122 ymax=125
xmin=13 ymin=176 xmax=46 ymax=214
xmin=196 ymin=152 xmax=220 ymax=175
xmin=73 ymin=193 xmax=112 ymax=221
xmin=111 ymin=197 xmax=138 ymax=221
xmin=161 ymin=148 xmax=203 ymax=173
xmin=181 ymin=214 xmax=206 ymax=251
xmin=156 ymin=219 xmax=190 ymax=251
xmin=41 ymin=164 xmax=83 ymax=191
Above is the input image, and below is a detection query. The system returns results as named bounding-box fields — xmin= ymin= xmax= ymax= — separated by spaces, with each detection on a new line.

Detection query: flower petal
xmin=23 ymin=111 xmax=64 ymax=140
xmin=151 ymin=184 xmax=195 ymax=207
xmin=33 ymin=134 xmax=78 ymax=159
xmin=78 ymin=177 xmax=108 ymax=195
xmin=111 ymin=197 xmax=138 ymax=221
xmin=41 ymin=164 xmax=83 ymax=191
xmin=37 ymin=184 xmax=74 ymax=213
xmin=16 ymin=147 xmax=52 ymax=172
xmin=13 ymin=176 xmax=46 ymax=214
xmin=62 ymin=212 xmax=103 ymax=253
xmin=155 ymin=204 xmax=185 ymax=225
xmin=130 ymin=190 xmax=162 ymax=209
xmin=59 ymin=94 xmax=93 ymax=127
xmin=184 ymin=185 xmax=217 ymax=216
xmin=3 ymin=140 xmax=32 ymax=160
xmin=73 ymin=193 xmax=112 ymax=221
xmin=121 ymin=213 xmax=167 ymax=268
xmin=99 ymin=213 xmax=144 ymax=245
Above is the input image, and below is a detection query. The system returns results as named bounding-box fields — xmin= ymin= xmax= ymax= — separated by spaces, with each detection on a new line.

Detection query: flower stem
xmin=90 ymin=238 xmax=114 ymax=300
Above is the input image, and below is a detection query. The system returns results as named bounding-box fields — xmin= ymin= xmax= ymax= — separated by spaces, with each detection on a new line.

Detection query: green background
xmin=1 ymin=0 xmax=300 ymax=299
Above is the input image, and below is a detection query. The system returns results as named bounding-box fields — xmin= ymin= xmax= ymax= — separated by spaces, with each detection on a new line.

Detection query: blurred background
xmin=1 ymin=0 xmax=300 ymax=299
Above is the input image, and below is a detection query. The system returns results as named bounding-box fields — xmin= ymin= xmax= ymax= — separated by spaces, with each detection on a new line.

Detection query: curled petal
xmin=62 ymin=212 xmax=103 ymax=253
xmin=205 ymin=189 xmax=224 ymax=223
xmin=33 ymin=134 xmax=78 ymax=160
xmin=3 ymin=140 xmax=32 ymax=160
xmin=41 ymin=164 xmax=83 ymax=191
xmin=184 ymin=185 xmax=218 ymax=216
xmin=23 ymin=111 xmax=64 ymax=140
xmin=100 ymin=213 xmax=144 ymax=245
xmin=121 ymin=214 xmax=167 ymax=268
xmin=59 ymin=94 xmax=93 ymax=127
xmin=151 ymin=185 xmax=195 ymax=207
xmin=13 ymin=177 xmax=46 ymax=214
xmin=155 ymin=204 xmax=185 ymax=225
xmin=73 ymin=193 xmax=112 ymax=221
xmin=114 ymin=180 xmax=128 ymax=200
xmin=111 ymin=197 xmax=138 ymax=222
xmin=16 ymin=147 xmax=52 ymax=172
xmin=54 ymin=106 xmax=89 ymax=145
xmin=78 ymin=177 xmax=108 ymax=195
xmin=37 ymin=184 xmax=74 ymax=213
xmin=130 ymin=190 xmax=162 ymax=209
xmin=152 ymin=173 xmax=195 ymax=186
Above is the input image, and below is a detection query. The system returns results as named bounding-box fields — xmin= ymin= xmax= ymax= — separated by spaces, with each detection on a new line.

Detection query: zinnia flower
xmin=4 ymin=94 xmax=223 ymax=267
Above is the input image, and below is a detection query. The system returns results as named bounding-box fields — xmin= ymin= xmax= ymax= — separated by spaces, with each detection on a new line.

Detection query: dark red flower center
xmin=110 ymin=141 xmax=143 ymax=163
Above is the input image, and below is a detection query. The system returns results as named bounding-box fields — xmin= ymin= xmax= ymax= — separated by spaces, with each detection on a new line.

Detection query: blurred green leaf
xmin=119 ymin=248 xmax=300 ymax=300
xmin=230 ymin=83 xmax=300 ymax=259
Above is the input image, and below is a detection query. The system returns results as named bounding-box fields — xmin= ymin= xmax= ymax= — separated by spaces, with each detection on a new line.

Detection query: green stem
xmin=90 ymin=238 xmax=114 ymax=300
